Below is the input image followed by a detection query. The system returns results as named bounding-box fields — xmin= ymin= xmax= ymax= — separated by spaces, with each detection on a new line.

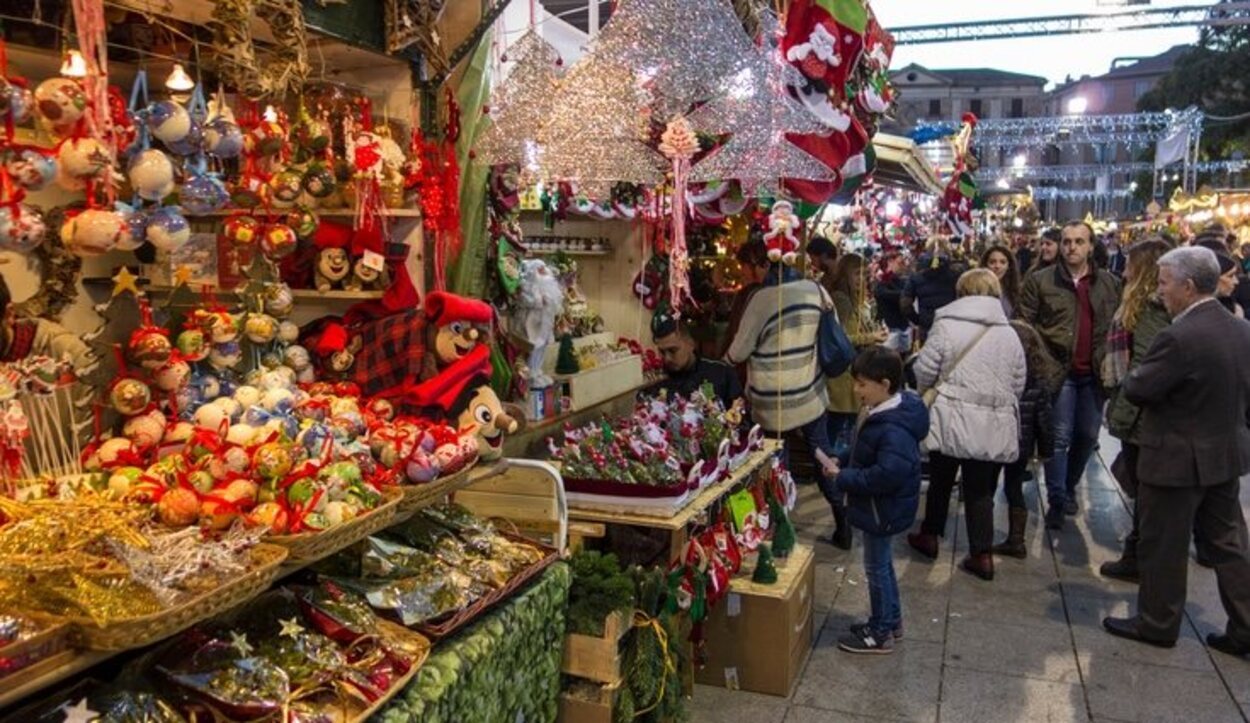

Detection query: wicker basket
xmin=71 ymin=543 xmax=288 ymax=651
xmin=350 ymin=619 xmax=433 ymax=721
xmin=413 ymin=533 xmax=560 ymax=640
xmin=268 ymin=488 xmax=402 ymax=567
xmin=0 ymin=618 xmax=72 ymax=681
xmin=395 ymin=465 xmax=475 ymax=519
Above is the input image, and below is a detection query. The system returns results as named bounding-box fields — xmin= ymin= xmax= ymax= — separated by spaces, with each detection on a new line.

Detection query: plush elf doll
xmin=407 ymin=345 xmax=519 ymax=460
xmin=423 ymin=291 xmax=494 ymax=372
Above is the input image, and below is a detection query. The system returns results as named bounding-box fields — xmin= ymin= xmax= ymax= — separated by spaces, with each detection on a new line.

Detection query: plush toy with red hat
xmin=309 ymin=321 xmax=363 ymax=379
xmin=423 ymin=291 xmax=494 ymax=369
xmin=312 ymin=221 xmax=353 ymax=292
xmin=405 ymin=345 xmax=518 ymax=460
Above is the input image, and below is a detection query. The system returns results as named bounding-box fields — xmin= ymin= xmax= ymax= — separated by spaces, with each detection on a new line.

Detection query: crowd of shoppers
xmin=721 ymin=219 xmax=1250 ymax=658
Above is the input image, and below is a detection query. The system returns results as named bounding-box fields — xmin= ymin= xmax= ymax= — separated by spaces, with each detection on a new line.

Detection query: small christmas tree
xmin=752 ymin=543 xmax=778 ymax=585
xmin=555 ymin=333 xmax=580 ymax=375
xmin=770 ymin=494 xmax=797 ymax=559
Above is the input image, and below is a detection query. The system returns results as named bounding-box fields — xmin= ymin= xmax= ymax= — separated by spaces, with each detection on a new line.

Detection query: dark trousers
xmin=1001 ymin=456 xmax=1030 ymax=510
xmin=920 ymin=451 xmax=1003 ymax=555
xmin=1044 ymin=374 xmax=1103 ymax=509
xmin=1136 ymin=478 xmax=1250 ymax=644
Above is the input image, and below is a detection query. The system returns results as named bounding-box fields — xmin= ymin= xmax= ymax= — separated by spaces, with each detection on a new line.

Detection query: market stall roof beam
xmin=890 ymin=2 xmax=1250 ymax=45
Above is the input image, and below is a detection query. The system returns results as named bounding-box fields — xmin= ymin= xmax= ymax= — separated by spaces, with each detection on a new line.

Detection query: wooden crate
xmin=558 ymin=680 xmax=620 ymax=723
xmin=563 ymin=609 xmax=630 ymax=684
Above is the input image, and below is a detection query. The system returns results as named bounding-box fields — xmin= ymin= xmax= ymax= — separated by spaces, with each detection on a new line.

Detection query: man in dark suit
xmin=1103 ymin=246 xmax=1250 ymax=656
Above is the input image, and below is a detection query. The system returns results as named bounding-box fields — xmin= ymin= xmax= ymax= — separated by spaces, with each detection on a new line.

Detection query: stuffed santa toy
xmin=764 ymin=201 xmax=802 ymax=265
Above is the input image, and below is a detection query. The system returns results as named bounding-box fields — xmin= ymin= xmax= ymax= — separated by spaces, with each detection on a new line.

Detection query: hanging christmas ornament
xmin=243 ymin=313 xmax=278 ymax=344
xmin=301 ymin=162 xmax=336 ymax=199
xmin=153 ymin=355 xmax=191 ymax=393
xmin=146 ymin=100 xmax=192 ymax=144
xmin=110 ymin=377 xmax=152 ymax=416
xmin=763 ymin=201 xmax=801 ymax=264
xmin=292 ymin=107 xmax=330 ymax=154
xmin=34 ymin=78 xmax=87 ymax=136
xmin=57 ymin=137 xmax=111 ymax=189
xmin=5 ymin=148 xmax=57 ymax=191
xmin=268 ymin=167 xmax=303 ymax=208
xmin=0 ymin=204 xmax=47 ymax=253
xmin=208 ymin=340 xmax=243 ymax=370
xmin=659 ymin=116 xmax=698 ymax=311
xmin=230 ymin=172 xmax=270 ymax=208
xmin=264 ymin=283 xmax=295 ymax=318
xmin=245 ymin=120 xmax=285 ymax=157
xmin=128 ymin=149 xmax=176 ymax=201
xmin=146 ymin=206 xmax=191 ymax=251
xmin=259 ymin=223 xmax=298 ymax=260
xmin=204 ymin=117 xmax=244 ymax=159
xmin=176 ymin=328 xmax=209 ymax=362
xmin=180 ymin=172 xmax=230 ymax=214
xmin=165 ymin=117 xmax=204 ymax=156
xmin=2 ymin=82 xmax=33 ymax=125
xmin=61 ymin=208 xmax=124 ymax=256
xmin=123 ymin=408 xmax=167 ymax=451
xmin=116 ymin=204 xmax=148 ymax=251
xmin=286 ymin=205 xmax=319 ymax=239
xmin=219 ymin=214 xmax=260 ymax=247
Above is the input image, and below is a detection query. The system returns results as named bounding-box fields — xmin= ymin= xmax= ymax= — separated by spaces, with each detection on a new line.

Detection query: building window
xmin=928 ymin=99 xmax=941 ymax=118
xmin=969 ymin=98 xmax=983 ymax=117
xmin=1135 ymin=80 xmax=1153 ymax=98
xmin=1011 ymin=98 xmax=1024 ymax=118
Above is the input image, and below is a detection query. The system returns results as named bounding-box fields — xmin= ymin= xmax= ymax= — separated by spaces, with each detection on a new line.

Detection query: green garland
xmin=566 ymin=550 xmax=635 ymax=637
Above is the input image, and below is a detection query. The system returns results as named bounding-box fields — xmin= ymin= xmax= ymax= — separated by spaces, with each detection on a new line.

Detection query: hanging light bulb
xmin=60 ymin=50 xmax=88 ymax=78
xmin=165 ymin=63 xmax=195 ymax=92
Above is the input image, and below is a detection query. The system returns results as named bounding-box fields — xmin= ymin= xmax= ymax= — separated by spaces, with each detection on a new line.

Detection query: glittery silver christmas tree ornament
xmin=475 ymin=30 xmax=565 ymax=166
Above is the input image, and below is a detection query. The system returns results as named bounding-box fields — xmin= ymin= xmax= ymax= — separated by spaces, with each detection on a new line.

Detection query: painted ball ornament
xmin=153 ymin=357 xmax=191 ymax=392
xmin=260 ymin=223 xmax=298 ymax=260
xmin=165 ymin=117 xmax=204 ymax=156
xmin=220 ymin=214 xmax=260 ymax=247
xmin=278 ymin=321 xmax=300 ymax=344
xmin=6 ymin=149 xmax=56 ymax=191
xmin=146 ymin=101 xmax=192 ymax=144
xmin=204 ymin=118 xmax=244 ymax=159
xmin=57 ymin=137 xmax=110 ymax=188
xmin=0 ymin=204 xmax=47 ymax=254
xmin=180 ymin=173 xmax=230 ymax=215
xmin=61 ymin=208 xmax=124 ymax=257
xmin=245 ymin=120 xmax=286 ymax=157
xmin=244 ymin=313 xmax=279 ymax=344
xmin=176 ymin=329 xmax=209 ymax=362
xmin=110 ymin=377 xmax=152 ymax=416
xmin=268 ymin=168 xmax=303 ymax=208
xmin=34 ymin=78 xmax=87 ymax=135
xmin=128 ymin=329 xmax=173 ymax=370
xmin=286 ymin=206 xmax=319 ymax=239
xmin=127 ymin=149 xmax=176 ymax=201
xmin=2 ymin=82 xmax=33 ymax=124
xmin=123 ymin=408 xmax=167 ymax=451
xmin=208 ymin=340 xmax=243 ymax=370
xmin=301 ymin=162 xmax=337 ymax=199
xmin=145 ymin=206 xmax=191 ymax=251
xmin=264 ymin=283 xmax=295 ymax=318
xmin=230 ymin=172 xmax=270 ymax=209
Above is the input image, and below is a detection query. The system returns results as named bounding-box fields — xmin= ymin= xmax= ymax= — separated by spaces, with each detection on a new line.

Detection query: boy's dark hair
xmin=850 ymin=346 xmax=904 ymax=394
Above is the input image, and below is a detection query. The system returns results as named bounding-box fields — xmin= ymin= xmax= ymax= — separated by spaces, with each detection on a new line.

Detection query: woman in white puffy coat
xmin=906 ymin=269 xmax=1026 ymax=582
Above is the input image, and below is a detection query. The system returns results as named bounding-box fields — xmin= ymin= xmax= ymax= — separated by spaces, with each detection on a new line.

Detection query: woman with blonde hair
xmin=1099 ymin=238 xmax=1172 ymax=582
xmin=821 ymin=252 xmax=887 ymax=549
xmin=907 ymin=268 xmax=1026 ymax=581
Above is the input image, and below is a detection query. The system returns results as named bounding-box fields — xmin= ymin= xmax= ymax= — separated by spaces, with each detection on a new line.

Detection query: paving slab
xmin=782 ymin=704 xmax=931 ymax=723
xmin=938 ymin=666 xmax=1089 ymax=723
xmin=1080 ymin=657 xmax=1246 ymax=723
xmin=1066 ymin=593 xmax=1216 ymax=672
xmin=791 ymin=636 xmax=942 ymax=721
xmin=690 ymin=685 xmax=789 ymax=723
xmin=944 ymin=617 xmax=1083 ymax=684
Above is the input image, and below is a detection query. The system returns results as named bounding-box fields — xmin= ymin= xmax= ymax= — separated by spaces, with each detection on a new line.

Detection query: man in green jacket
xmin=1019 ymin=220 xmax=1122 ymax=531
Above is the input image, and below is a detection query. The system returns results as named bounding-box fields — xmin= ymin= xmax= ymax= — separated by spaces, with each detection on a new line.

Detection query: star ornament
xmin=279 ymin=617 xmax=304 ymax=639
xmin=59 ymin=699 xmax=98 ymax=723
xmin=111 ymin=267 xmax=141 ymax=298
xmin=173 ymin=265 xmax=194 ymax=287
xmin=229 ymin=630 xmax=254 ymax=657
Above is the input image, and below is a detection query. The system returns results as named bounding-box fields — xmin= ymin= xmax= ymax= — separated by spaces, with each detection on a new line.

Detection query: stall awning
xmin=872 ymin=134 xmax=943 ymax=196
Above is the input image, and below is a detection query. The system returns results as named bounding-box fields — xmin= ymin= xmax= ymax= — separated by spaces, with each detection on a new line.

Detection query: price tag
xmin=727 ymin=592 xmax=741 ymax=617
xmin=361 ymin=250 xmax=386 ymax=273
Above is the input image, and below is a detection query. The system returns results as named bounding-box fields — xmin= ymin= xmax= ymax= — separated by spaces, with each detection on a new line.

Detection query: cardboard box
xmin=695 ymin=544 xmax=815 ymax=697
xmin=557 ymin=681 xmax=619 ymax=723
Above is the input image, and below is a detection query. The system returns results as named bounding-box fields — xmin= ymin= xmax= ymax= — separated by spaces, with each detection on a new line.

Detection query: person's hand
xmin=814 ymin=448 xmax=840 ymax=478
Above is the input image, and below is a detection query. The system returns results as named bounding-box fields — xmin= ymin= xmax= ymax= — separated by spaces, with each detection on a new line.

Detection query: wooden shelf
xmin=184 ymin=208 xmax=423 ymax=219
xmin=81 ymin=279 xmax=386 ymax=301
xmin=528 ymin=248 xmax=611 ymax=257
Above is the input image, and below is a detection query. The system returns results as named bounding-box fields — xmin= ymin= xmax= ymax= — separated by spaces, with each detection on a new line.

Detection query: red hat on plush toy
xmin=312 ymin=220 xmax=353 ymax=250
xmin=424 ymin=291 xmax=493 ymax=328
xmin=312 ymin=322 xmax=350 ymax=357
xmin=407 ymin=344 xmax=491 ymax=413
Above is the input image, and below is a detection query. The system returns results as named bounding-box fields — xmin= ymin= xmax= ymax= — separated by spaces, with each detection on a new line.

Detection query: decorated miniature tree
xmin=752 ymin=543 xmax=779 ymax=584
xmin=554 ymin=334 xmax=579 ymax=375
xmin=770 ymin=493 xmax=797 ymax=559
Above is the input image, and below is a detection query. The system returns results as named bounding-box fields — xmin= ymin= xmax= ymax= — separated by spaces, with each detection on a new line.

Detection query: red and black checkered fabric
xmin=351 ymin=309 xmax=428 ymax=398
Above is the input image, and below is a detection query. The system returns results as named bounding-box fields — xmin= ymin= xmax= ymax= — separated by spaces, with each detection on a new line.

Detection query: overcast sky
xmin=871 ymin=0 xmax=1210 ymax=87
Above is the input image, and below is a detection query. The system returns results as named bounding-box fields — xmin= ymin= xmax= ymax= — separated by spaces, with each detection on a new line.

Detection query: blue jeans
xmin=863 ymin=532 xmax=901 ymax=635
xmin=885 ymin=328 xmax=912 ymax=355
xmin=1043 ymin=374 xmax=1103 ymax=509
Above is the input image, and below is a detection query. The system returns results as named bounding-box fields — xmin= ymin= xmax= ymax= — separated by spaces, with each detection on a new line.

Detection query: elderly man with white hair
xmin=1103 ymin=246 xmax=1250 ymax=657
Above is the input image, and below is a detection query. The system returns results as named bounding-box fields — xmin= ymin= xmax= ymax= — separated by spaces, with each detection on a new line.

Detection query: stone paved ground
xmin=689 ymin=431 xmax=1250 ymax=723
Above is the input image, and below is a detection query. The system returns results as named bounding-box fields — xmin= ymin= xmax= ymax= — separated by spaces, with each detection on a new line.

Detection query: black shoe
xmin=1099 ymin=557 xmax=1140 ymax=584
xmin=1063 ymin=498 xmax=1079 ymax=516
xmin=818 ymin=531 xmax=853 ymax=551
xmin=838 ymin=628 xmax=895 ymax=655
xmin=849 ymin=622 xmax=903 ymax=640
xmin=1102 ymin=616 xmax=1176 ymax=648
xmin=1045 ymin=506 xmax=1065 ymax=531
xmin=1206 ymin=633 xmax=1250 ymax=658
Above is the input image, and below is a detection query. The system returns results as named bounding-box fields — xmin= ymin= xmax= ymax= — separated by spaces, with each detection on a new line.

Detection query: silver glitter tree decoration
xmin=689 ymin=14 xmax=836 ymax=194
xmin=593 ymin=0 xmax=759 ymax=123
xmin=538 ymin=54 xmax=665 ymax=190
xmin=475 ymin=30 xmax=564 ymax=168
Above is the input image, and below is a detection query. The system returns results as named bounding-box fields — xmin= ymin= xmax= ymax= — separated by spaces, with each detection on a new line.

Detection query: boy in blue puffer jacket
xmin=818 ymin=346 xmax=930 ymax=655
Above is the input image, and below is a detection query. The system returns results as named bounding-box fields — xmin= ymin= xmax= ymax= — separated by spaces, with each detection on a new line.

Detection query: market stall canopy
xmin=871 ymin=133 xmax=943 ymax=196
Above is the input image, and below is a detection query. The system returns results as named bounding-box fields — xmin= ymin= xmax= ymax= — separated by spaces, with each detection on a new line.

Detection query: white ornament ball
xmin=233 ymin=385 xmax=262 ymax=409
xmin=61 ymin=209 xmax=124 ymax=257
xmin=123 ymin=409 xmax=168 ymax=451
xmin=128 ymin=149 xmax=176 ymax=201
